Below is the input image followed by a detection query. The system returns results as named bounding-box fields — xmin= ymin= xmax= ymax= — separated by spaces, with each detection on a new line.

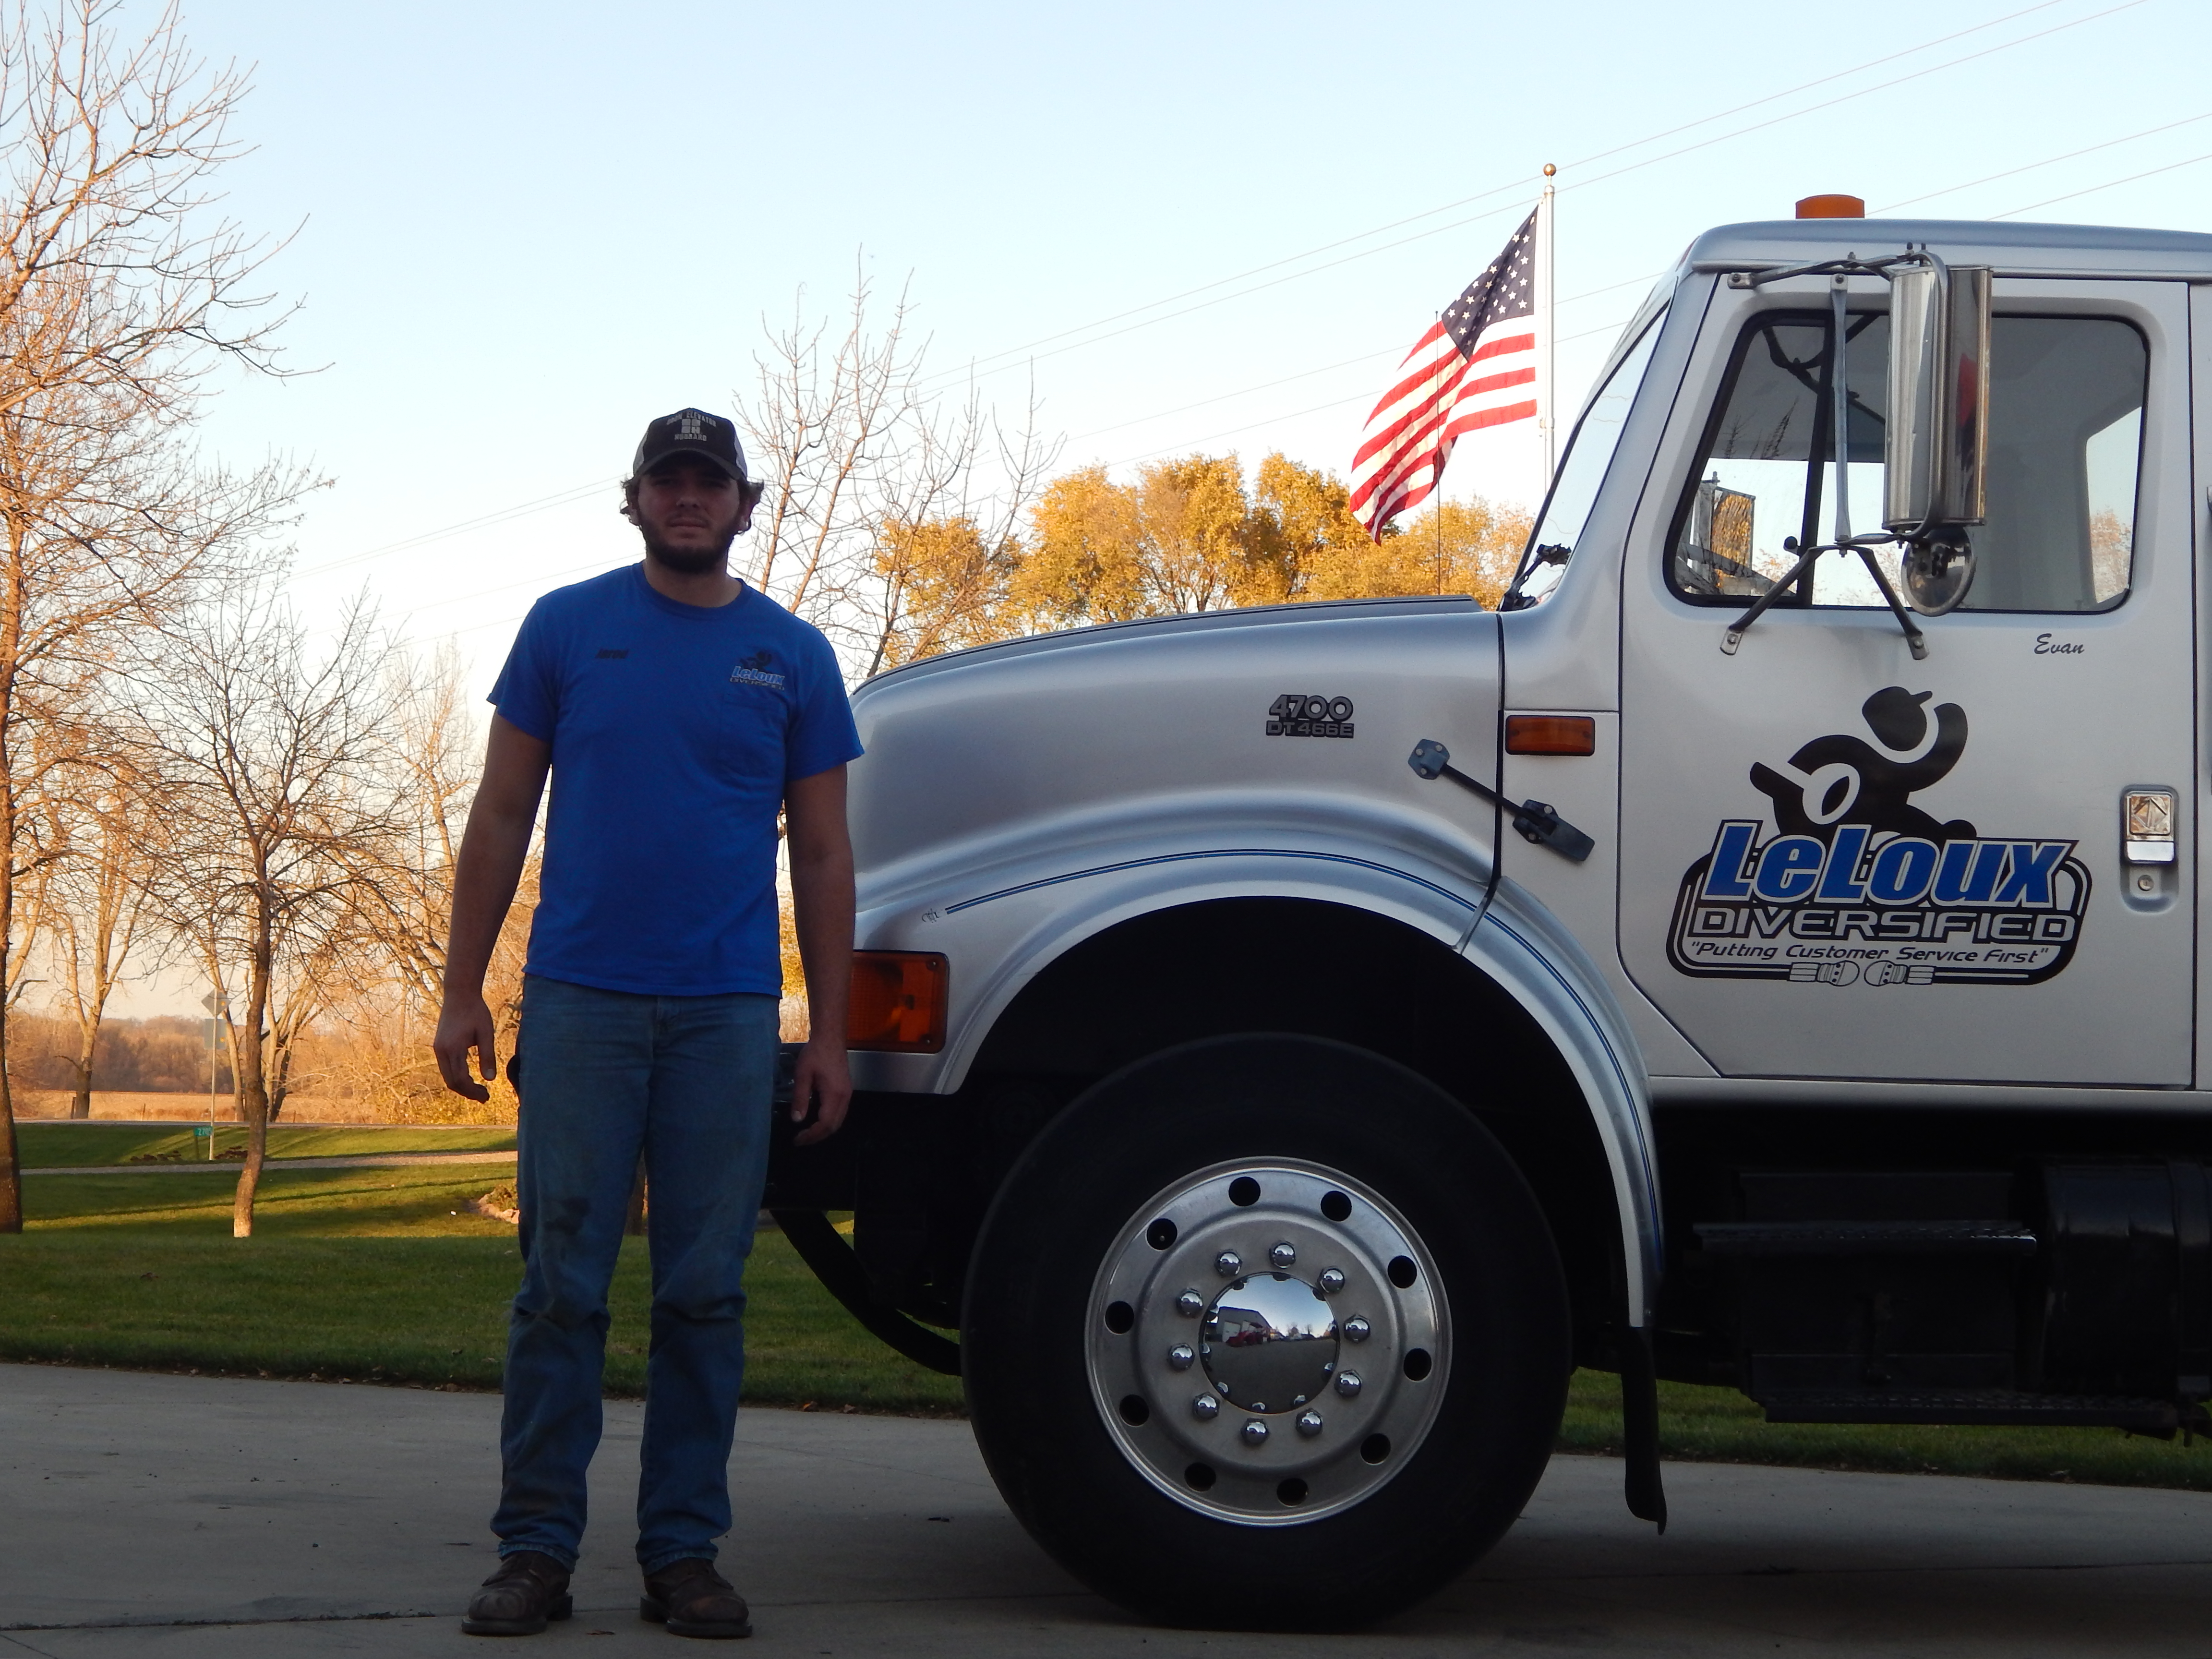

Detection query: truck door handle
xmin=1408 ymin=739 xmax=1596 ymax=862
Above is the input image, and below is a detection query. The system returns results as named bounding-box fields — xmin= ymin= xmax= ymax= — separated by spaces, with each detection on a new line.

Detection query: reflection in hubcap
xmin=1201 ymin=1274 xmax=1338 ymax=1411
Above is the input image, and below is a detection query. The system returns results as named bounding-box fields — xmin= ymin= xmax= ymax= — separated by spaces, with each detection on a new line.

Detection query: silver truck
xmin=765 ymin=210 xmax=2212 ymax=1628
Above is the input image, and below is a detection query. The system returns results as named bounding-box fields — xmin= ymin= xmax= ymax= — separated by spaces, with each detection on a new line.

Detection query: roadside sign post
xmin=200 ymin=991 xmax=224 ymax=1160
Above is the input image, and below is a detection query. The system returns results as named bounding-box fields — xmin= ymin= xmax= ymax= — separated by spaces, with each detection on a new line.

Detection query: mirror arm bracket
xmin=1724 ymin=249 xmax=1935 ymax=290
xmin=1852 ymin=542 xmax=1929 ymax=660
xmin=1720 ymin=533 xmax=1927 ymax=659
xmin=1719 ymin=539 xmax=1824 ymax=655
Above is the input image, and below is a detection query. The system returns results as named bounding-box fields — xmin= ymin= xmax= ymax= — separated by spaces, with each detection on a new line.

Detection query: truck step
xmin=1695 ymin=1219 xmax=2039 ymax=1257
xmin=1759 ymin=1388 xmax=2179 ymax=1431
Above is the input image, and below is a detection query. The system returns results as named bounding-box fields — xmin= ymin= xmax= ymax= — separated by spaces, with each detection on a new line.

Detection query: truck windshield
xmin=1507 ymin=310 xmax=1665 ymax=608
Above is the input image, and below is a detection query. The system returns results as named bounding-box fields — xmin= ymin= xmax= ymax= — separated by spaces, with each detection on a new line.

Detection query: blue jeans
xmin=493 ymin=974 xmax=780 ymax=1573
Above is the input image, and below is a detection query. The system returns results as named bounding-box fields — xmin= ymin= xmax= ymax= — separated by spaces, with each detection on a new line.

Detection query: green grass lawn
xmin=0 ymin=1161 xmax=959 ymax=1413
xmin=1558 ymin=1368 xmax=2212 ymax=1492
xmin=17 ymin=1121 xmax=516 ymax=1168
xmin=10 ymin=1163 xmax=2212 ymax=1484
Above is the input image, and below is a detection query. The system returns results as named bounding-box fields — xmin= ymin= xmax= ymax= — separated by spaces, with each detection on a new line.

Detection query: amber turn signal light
xmin=848 ymin=951 xmax=949 ymax=1052
xmin=1505 ymin=715 xmax=1597 ymax=756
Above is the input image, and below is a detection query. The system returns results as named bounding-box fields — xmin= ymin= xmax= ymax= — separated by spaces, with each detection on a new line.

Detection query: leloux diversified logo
xmin=1667 ymin=687 xmax=2088 ymax=988
xmin=729 ymin=649 xmax=785 ymax=689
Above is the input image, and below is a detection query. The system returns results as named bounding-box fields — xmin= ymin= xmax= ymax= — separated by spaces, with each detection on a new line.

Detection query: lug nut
xmin=1335 ymin=1370 xmax=1362 ymax=1398
xmin=1269 ymin=1241 xmax=1297 ymax=1269
xmin=1190 ymin=1393 xmax=1221 ymax=1420
xmin=1166 ymin=1345 xmax=1194 ymax=1371
xmin=1241 ymin=1419 xmax=1269 ymax=1446
xmin=1176 ymin=1289 xmax=1204 ymax=1318
xmin=1296 ymin=1410 xmax=1324 ymax=1438
xmin=1317 ymin=1268 xmax=1346 ymax=1294
xmin=1343 ymin=1316 xmax=1371 ymax=1343
xmin=1214 ymin=1250 xmax=1242 ymax=1278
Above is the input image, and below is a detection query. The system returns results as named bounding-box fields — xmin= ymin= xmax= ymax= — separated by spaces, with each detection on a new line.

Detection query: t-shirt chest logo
xmin=729 ymin=649 xmax=786 ymax=688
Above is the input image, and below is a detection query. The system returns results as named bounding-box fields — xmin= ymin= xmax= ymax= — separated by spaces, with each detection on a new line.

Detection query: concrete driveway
xmin=3 ymin=1363 xmax=2210 ymax=1656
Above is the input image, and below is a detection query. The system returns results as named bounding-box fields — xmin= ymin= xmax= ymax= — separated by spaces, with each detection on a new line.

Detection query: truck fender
xmin=852 ymin=804 xmax=1663 ymax=1330
xmin=1466 ymin=879 xmax=1664 ymax=1330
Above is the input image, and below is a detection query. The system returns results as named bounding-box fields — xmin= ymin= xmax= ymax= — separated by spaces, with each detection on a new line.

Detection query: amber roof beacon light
xmin=1795 ymin=193 xmax=1865 ymax=220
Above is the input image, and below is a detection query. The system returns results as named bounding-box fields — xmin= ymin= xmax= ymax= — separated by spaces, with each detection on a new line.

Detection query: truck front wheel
xmin=963 ymin=1034 xmax=1570 ymax=1628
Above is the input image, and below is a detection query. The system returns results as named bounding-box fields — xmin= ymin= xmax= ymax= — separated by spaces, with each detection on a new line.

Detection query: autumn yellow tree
xmin=1252 ymin=453 xmax=1372 ymax=602
xmin=1014 ymin=454 xmax=1277 ymax=628
xmin=864 ymin=451 xmax=1536 ymax=675
xmin=1135 ymin=454 xmax=1276 ymax=613
xmin=1011 ymin=465 xmax=1146 ymax=629
xmin=871 ymin=515 xmax=1020 ymax=670
xmin=1251 ymin=452 xmax=1529 ymax=607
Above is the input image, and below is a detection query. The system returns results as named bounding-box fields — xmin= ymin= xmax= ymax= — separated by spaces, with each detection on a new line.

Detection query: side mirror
xmin=1884 ymin=261 xmax=1991 ymax=533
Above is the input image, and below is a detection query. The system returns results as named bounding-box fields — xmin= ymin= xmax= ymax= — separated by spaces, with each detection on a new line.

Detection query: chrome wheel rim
xmin=1085 ymin=1159 xmax=1449 ymax=1525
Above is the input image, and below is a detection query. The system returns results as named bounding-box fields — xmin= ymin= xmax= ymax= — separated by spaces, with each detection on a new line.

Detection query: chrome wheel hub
xmin=1086 ymin=1160 xmax=1448 ymax=1525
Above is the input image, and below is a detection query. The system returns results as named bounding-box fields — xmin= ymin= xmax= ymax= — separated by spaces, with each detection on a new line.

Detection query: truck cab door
xmin=1617 ymin=274 xmax=2193 ymax=1087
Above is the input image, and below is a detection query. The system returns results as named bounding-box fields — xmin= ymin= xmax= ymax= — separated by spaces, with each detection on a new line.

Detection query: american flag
xmin=1348 ymin=210 xmax=1540 ymax=539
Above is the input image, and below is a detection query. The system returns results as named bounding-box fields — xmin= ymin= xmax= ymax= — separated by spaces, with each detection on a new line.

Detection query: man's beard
xmin=641 ymin=528 xmax=739 ymax=575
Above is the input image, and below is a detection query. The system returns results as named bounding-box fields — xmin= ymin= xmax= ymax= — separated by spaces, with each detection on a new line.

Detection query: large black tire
xmin=964 ymin=1034 xmax=1570 ymax=1629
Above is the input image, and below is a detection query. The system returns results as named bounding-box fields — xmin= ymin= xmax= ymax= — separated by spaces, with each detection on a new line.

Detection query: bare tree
xmin=859 ymin=381 xmax=1058 ymax=675
xmin=147 ymin=589 xmax=404 ymax=1236
xmin=41 ymin=739 xmax=162 ymax=1117
xmin=741 ymin=268 xmax=926 ymax=629
xmin=0 ymin=2 xmax=313 ymax=1232
xmin=318 ymin=641 xmax=531 ymax=1122
xmin=738 ymin=269 xmax=1059 ymax=676
xmin=340 ymin=643 xmax=473 ymax=1007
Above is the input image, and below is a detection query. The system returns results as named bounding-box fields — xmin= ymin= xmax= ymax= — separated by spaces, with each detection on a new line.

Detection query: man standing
xmin=434 ymin=409 xmax=859 ymax=1640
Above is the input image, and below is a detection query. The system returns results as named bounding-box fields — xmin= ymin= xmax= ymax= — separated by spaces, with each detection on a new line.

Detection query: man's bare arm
xmin=433 ymin=715 xmax=552 ymax=1100
xmin=785 ymin=763 xmax=854 ymax=1145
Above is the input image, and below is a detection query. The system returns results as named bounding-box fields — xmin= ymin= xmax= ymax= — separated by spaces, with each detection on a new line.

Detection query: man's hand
xmin=433 ymin=716 xmax=548 ymax=1104
xmin=790 ymin=1036 xmax=852 ymax=1146
xmin=434 ymin=993 xmax=500 ymax=1102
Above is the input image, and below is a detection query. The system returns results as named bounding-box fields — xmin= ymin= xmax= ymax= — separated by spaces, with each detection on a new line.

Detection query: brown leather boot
xmin=640 ymin=1557 xmax=753 ymax=1638
xmin=461 ymin=1551 xmax=574 ymax=1636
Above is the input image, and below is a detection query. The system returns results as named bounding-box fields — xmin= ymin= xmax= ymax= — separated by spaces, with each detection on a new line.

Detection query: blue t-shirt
xmin=488 ymin=564 xmax=862 ymax=997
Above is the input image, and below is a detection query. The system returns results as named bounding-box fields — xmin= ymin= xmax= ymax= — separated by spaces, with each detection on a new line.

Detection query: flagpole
xmin=1539 ymin=163 xmax=1557 ymax=484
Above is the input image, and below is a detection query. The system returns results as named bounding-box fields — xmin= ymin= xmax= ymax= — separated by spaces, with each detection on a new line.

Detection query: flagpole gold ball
xmin=1542 ymin=163 xmax=1556 ymax=177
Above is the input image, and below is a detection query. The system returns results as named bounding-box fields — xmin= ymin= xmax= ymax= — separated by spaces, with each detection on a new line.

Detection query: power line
xmin=290 ymin=479 xmax=617 ymax=583
xmin=1090 ymin=104 xmax=2203 ymax=463
xmin=1877 ymin=110 xmax=2212 ymax=211
xmin=918 ymin=0 xmax=2091 ymax=391
xmin=1102 ymin=316 xmax=1639 ymax=470
xmin=429 ymin=314 xmax=1650 ymax=650
xmin=1064 ymin=273 xmax=1662 ymax=446
xmin=1555 ymin=0 xmax=2147 ymax=203
xmin=914 ymin=0 xmax=2149 ymax=406
xmin=306 ymin=0 xmax=2156 ymax=597
xmin=398 ymin=553 xmax=627 ymax=619
xmin=1554 ymin=0 xmax=2080 ymax=174
xmin=1992 ymin=148 xmax=2212 ymax=217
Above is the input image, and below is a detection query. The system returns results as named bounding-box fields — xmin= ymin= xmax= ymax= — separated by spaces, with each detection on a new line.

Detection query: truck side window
xmin=1669 ymin=311 xmax=2145 ymax=613
xmin=1509 ymin=308 xmax=1664 ymax=607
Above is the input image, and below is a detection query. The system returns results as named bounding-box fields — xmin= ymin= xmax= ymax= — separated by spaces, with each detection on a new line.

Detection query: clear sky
xmin=93 ymin=0 xmax=2209 ymax=1017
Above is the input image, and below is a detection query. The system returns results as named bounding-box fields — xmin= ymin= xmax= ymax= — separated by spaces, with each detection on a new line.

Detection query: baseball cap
xmin=631 ymin=408 xmax=750 ymax=482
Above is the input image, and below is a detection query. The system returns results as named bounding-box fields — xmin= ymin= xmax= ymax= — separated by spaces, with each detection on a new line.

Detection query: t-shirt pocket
xmin=718 ymin=680 xmax=789 ymax=780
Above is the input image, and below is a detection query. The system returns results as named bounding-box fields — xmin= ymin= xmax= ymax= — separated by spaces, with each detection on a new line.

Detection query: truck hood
xmin=849 ymin=596 xmax=1503 ymax=894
